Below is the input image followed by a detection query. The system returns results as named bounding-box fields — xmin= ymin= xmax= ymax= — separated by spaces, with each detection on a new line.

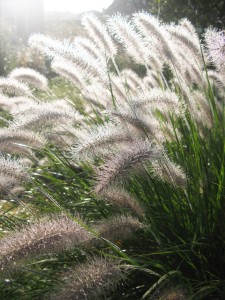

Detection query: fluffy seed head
xmin=74 ymin=36 xmax=105 ymax=62
xmin=52 ymin=59 xmax=87 ymax=88
xmin=121 ymin=69 xmax=143 ymax=91
xmin=29 ymin=33 xmax=107 ymax=80
xmin=82 ymin=13 xmax=117 ymax=58
xmin=49 ymin=257 xmax=125 ymax=300
xmin=0 ymin=78 xmax=31 ymax=97
xmin=0 ymin=95 xmax=36 ymax=112
xmin=130 ymin=88 xmax=183 ymax=116
xmin=94 ymin=215 xmax=144 ymax=243
xmin=72 ymin=124 xmax=134 ymax=161
xmin=179 ymin=18 xmax=197 ymax=36
xmin=97 ymin=187 xmax=144 ymax=216
xmin=143 ymin=70 xmax=161 ymax=88
xmin=108 ymin=14 xmax=150 ymax=64
xmin=165 ymin=23 xmax=202 ymax=65
xmin=0 ymin=175 xmax=24 ymax=194
xmin=156 ymin=288 xmax=187 ymax=300
xmin=0 ymin=93 xmax=10 ymax=111
xmin=28 ymin=33 xmax=59 ymax=54
xmin=9 ymin=68 xmax=48 ymax=90
xmin=111 ymin=109 xmax=162 ymax=141
xmin=207 ymin=70 xmax=224 ymax=86
xmin=0 ymin=155 xmax=28 ymax=180
xmin=133 ymin=12 xmax=174 ymax=62
xmin=0 ymin=128 xmax=46 ymax=150
xmin=204 ymin=28 xmax=225 ymax=69
xmin=133 ymin=12 xmax=164 ymax=44
xmin=9 ymin=101 xmax=81 ymax=131
xmin=152 ymin=158 xmax=187 ymax=188
xmin=0 ymin=155 xmax=28 ymax=193
xmin=95 ymin=141 xmax=162 ymax=193
xmin=0 ymin=214 xmax=92 ymax=270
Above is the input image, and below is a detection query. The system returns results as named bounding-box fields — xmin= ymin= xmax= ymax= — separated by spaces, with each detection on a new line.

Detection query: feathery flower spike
xmin=49 ymin=257 xmax=125 ymax=300
xmin=95 ymin=141 xmax=162 ymax=193
xmin=82 ymin=13 xmax=117 ymax=58
xmin=204 ymin=28 xmax=225 ymax=69
xmin=0 ymin=214 xmax=92 ymax=270
xmin=9 ymin=68 xmax=48 ymax=90
xmin=0 ymin=78 xmax=31 ymax=97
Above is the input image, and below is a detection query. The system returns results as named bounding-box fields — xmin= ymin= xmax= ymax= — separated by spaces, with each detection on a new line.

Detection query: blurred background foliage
xmin=106 ymin=0 xmax=225 ymax=28
xmin=147 ymin=0 xmax=225 ymax=29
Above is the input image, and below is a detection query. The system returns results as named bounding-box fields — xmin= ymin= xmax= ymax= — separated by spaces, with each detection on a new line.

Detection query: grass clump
xmin=0 ymin=11 xmax=225 ymax=300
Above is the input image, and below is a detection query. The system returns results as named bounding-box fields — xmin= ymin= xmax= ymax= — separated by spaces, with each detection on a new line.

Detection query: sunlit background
xmin=44 ymin=0 xmax=114 ymax=13
xmin=0 ymin=0 xmax=114 ymax=39
xmin=0 ymin=0 xmax=148 ymax=75
xmin=0 ymin=0 xmax=114 ymax=75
